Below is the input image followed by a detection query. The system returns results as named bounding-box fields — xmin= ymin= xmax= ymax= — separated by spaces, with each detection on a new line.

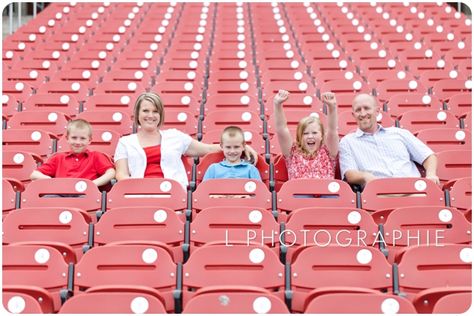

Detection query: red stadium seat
xmin=413 ymin=287 xmax=472 ymax=314
xmin=2 ymin=151 xmax=42 ymax=184
xmin=3 ymin=129 xmax=56 ymax=158
xmin=415 ymin=128 xmax=471 ymax=152
xmin=407 ymin=59 xmax=452 ymax=73
xmin=385 ymin=93 xmax=443 ymax=118
xmin=93 ymin=81 xmax=146 ymax=95
xmin=2 ymin=179 xmax=20 ymax=217
xmin=74 ymin=243 xmax=177 ymax=312
xmin=397 ymin=49 xmax=441 ymax=65
xmin=419 ymin=69 xmax=460 ymax=89
xmin=189 ymin=206 xmax=279 ymax=251
xmin=3 ymin=207 xmax=92 ymax=263
xmin=2 ymin=80 xmax=33 ymax=103
xmin=94 ymin=206 xmax=185 ymax=262
xmin=261 ymin=69 xmax=313 ymax=87
xmin=432 ymin=79 xmax=472 ymax=102
xmin=361 ymin=178 xmax=445 ymax=224
xmin=383 ymin=206 xmax=471 ymax=263
xmin=277 ymin=179 xmax=357 ymax=214
xmin=51 ymin=69 xmax=101 ymax=90
xmin=7 ymin=111 xmax=69 ymax=137
xmin=152 ymin=81 xmax=203 ymax=101
xmin=3 ymin=244 xmax=72 ymax=312
xmin=398 ymin=109 xmax=460 ymax=133
xmin=445 ymin=49 xmax=471 ymax=65
xmin=366 ymin=70 xmax=413 ymax=90
xmin=203 ymin=110 xmax=263 ymax=134
xmin=304 ymin=292 xmax=416 ymax=314
xmin=11 ymin=58 xmax=58 ymax=80
xmin=436 ymin=150 xmax=472 ymax=183
xmin=313 ymin=69 xmax=362 ymax=88
xmin=207 ymin=81 xmax=259 ymax=100
xmin=3 ymin=69 xmax=46 ymax=89
xmin=351 ymin=49 xmax=394 ymax=64
xmin=101 ymin=70 xmax=152 ymax=87
xmin=20 ymin=178 xmax=103 ymax=218
xmin=82 ymin=93 xmax=140 ymax=112
xmin=396 ymin=244 xmax=472 ymax=301
xmin=203 ymin=94 xmax=261 ymax=114
xmin=61 ymin=59 xmax=109 ymax=75
xmin=445 ymin=177 xmax=472 ymax=211
xmin=106 ymin=178 xmax=187 ymax=211
xmin=3 ymin=286 xmax=55 ymax=314
xmin=183 ymin=287 xmax=290 ymax=313
xmin=77 ymin=110 xmax=133 ymax=135
xmin=59 ymin=287 xmax=167 ymax=313
xmin=162 ymin=109 xmax=198 ymax=135
xmin=446 ymin=92 xmax=472 ymax=118
xmin=376 ymin=79 xmax=427 ymax=103
xmin=291 ymin=245 xmax=392 ymax=312
xmin=182 ymin=243 xmax=285 ymax=307
xmin=2 ymin=94 xmax=19 ymax=117
xmin=284 ymin=207 xmax=378 ymax=261
xmin=319 ymin=79 xmax=369 ymax=96
xmin=37 ymin=81 xmax=89 ymax=103
xmin=22 ymin=94 xmax=80 ymax=116
xmin=192 ymin=179 xmax=272 ymax=213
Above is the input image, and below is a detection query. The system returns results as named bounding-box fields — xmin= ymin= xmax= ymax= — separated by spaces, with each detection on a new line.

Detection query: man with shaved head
xmin=339 ymin=93 xmax=439 ymax=186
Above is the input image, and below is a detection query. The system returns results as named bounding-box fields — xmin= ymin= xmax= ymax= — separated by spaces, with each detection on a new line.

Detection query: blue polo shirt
xmin=203 ymin=159 xmax=262 ymax=181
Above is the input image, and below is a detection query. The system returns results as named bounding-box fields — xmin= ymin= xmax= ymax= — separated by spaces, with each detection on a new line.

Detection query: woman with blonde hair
xmin=114 ymin=92 xmax=257 ymax=189
xmin=273 ymin=89 xmax=339 ymax=179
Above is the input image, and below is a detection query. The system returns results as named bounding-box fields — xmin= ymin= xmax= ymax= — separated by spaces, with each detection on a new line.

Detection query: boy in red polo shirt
xmin=30 ymin=119 xmax=115 ymax=187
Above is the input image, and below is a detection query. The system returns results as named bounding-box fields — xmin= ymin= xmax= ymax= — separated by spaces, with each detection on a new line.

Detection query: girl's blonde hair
xmin=133 ymin=92 xmax=165 ymax=127
xmin=295 ymin=115 xmax=325 ymax=154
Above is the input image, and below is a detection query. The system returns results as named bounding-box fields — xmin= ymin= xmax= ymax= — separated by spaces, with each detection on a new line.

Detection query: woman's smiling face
xmin=138 ymin=100 xmax=161 ymax=130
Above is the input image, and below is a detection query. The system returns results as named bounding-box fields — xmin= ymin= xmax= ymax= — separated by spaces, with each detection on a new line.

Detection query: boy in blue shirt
xmin=203 ymin=126 xmax=262 ymax=181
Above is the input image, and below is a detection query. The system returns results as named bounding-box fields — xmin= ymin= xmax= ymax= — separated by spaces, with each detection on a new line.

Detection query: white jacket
xmin=114 ymin=129 xmax=192 ymax=189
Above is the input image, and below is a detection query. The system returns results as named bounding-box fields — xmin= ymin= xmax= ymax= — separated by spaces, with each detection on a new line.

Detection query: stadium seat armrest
xmin=60 ymin=263 xmax=75 ymax=304
xmin=284 ymin=262 xmax=293 ymax=310
xmin=392 ymin=263 xmax=400 ymax=295
xmin=83 ymin=223 xmax=94 ymax=253
xmin=174 ymin=263 xmax=183 ymax=313
xmin=377 ymin=224 xmax=389 ymax=258
xmin=279 ymin=222 xmax=287 ymax=263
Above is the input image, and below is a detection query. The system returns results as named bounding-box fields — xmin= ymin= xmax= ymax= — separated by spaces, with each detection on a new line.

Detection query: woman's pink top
xmin=285 ymin=144 xmax=336 ymax=179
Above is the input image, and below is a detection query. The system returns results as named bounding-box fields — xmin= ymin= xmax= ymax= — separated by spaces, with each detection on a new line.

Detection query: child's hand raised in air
xmin=273 ymin=89 xmax=290 ymax=106
xmin=321 ymin=92 xmax=337 ymax=112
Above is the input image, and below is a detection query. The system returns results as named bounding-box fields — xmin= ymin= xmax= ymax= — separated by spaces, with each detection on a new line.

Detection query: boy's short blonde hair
xmin=67 ymin=119 xmax=93 ymax=137
xmin=133 ymin=92 xmax=165 ymax=127
xmin=221 ymin=126 xmax=245 ymax=145
xmin=296 ymin=115 xmax=325 ymax=154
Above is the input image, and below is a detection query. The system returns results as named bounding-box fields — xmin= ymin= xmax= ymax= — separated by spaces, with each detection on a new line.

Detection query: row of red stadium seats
xmin=3 ymin=242 xmax=471 ymax=313
xmin=3 ymin=177 xmax=472 ymax=222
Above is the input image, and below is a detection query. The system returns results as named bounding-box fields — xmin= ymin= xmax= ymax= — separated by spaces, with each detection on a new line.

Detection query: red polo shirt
xmin=36 ymin=149 xmax=114 ymax=180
